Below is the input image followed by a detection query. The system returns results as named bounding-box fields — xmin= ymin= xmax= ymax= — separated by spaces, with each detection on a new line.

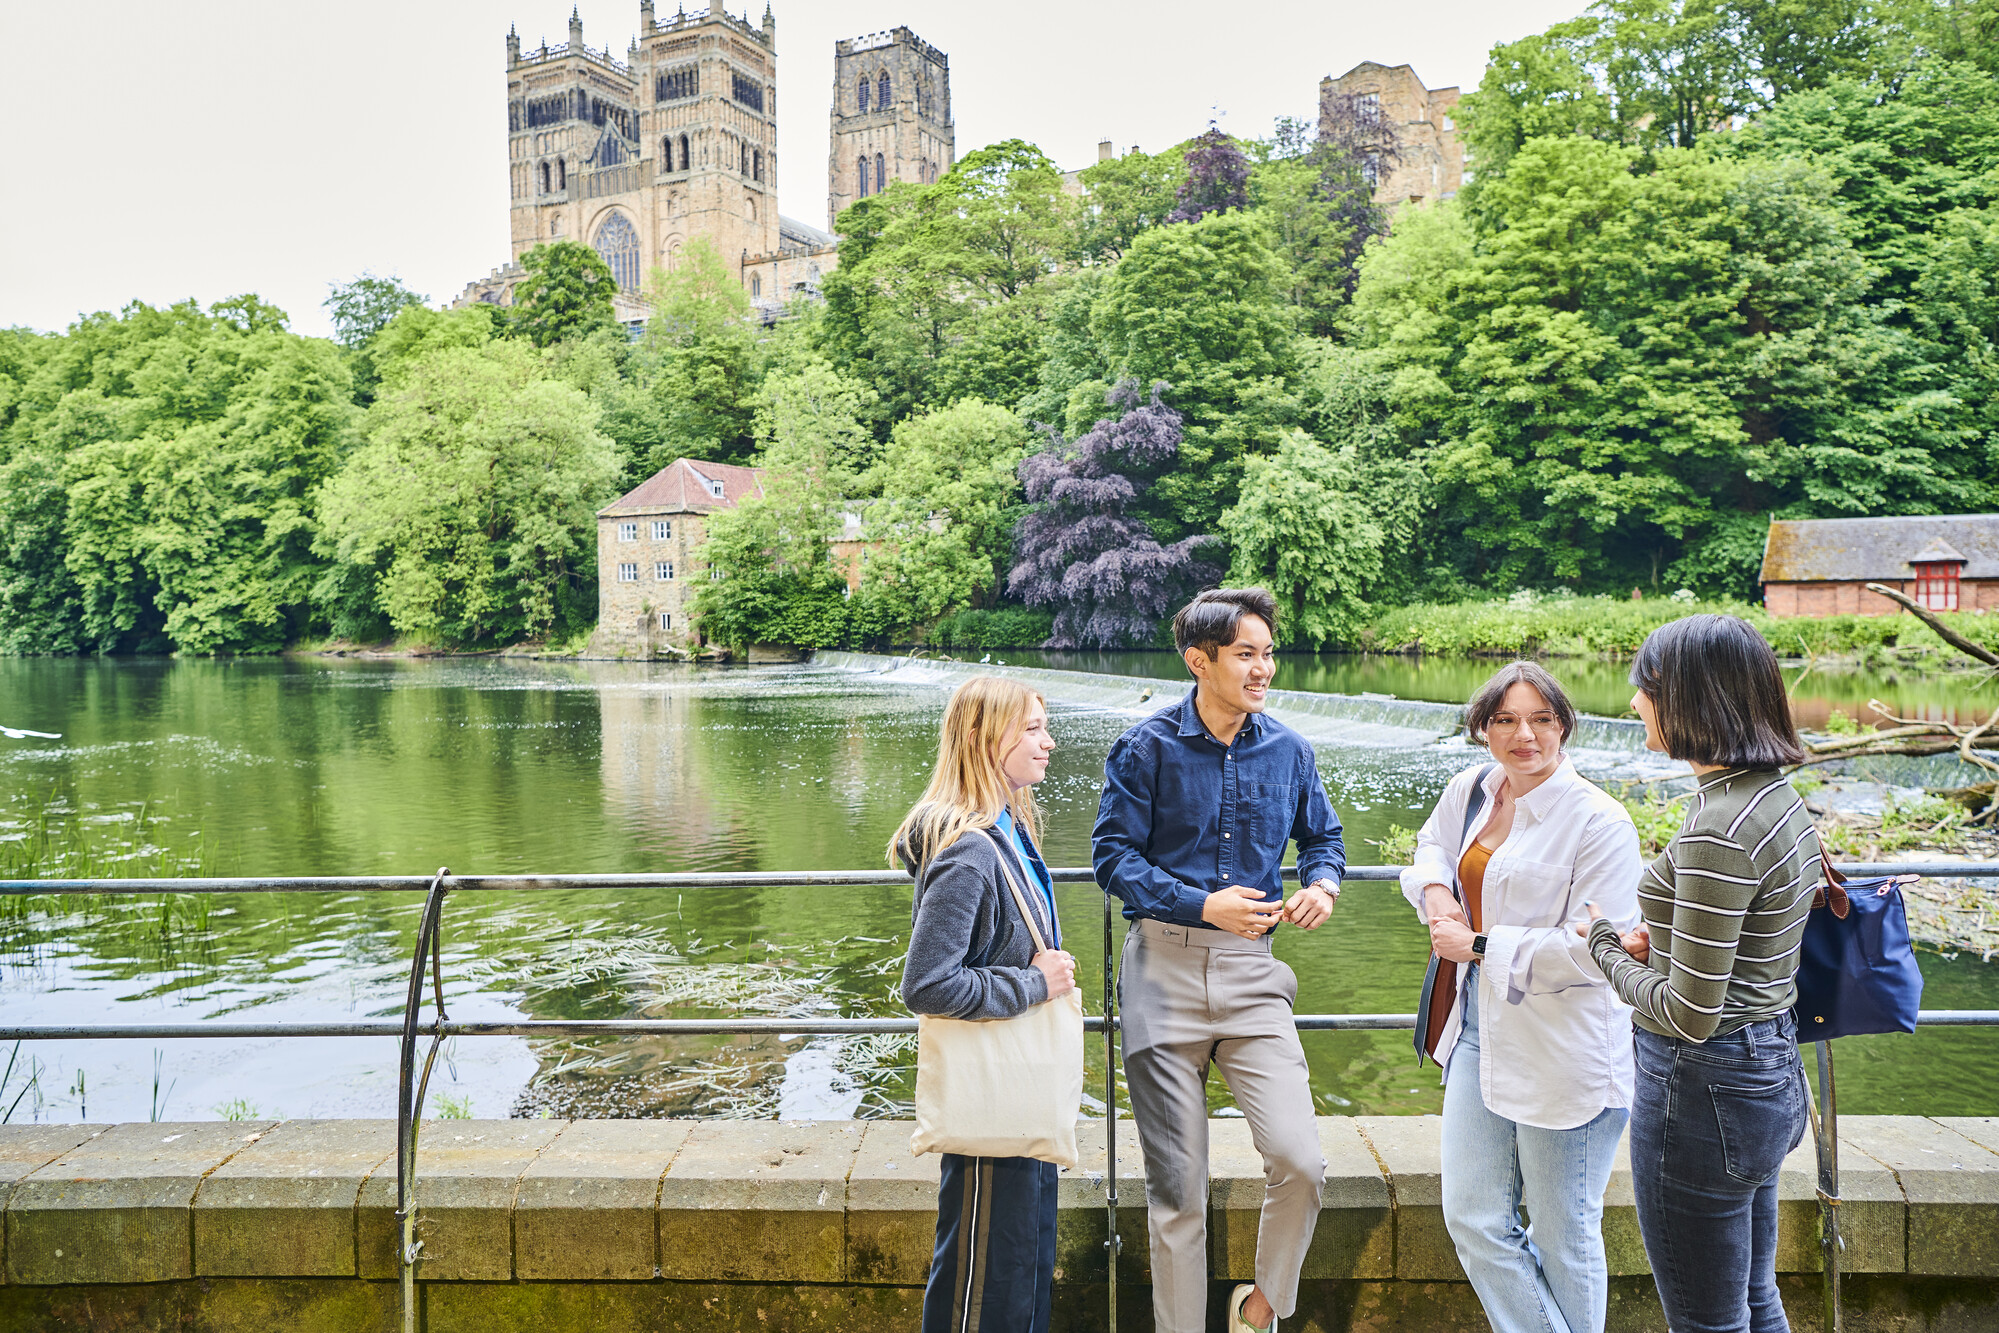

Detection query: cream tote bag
xmin=910 ymin=831 xmax=1084 ymax=1168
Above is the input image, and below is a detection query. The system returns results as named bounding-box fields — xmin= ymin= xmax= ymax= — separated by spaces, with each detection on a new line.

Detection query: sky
xmin=0 ymin=0 xmax=1585 ymax=341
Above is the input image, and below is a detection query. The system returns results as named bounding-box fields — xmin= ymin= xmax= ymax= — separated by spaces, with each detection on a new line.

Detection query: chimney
xmin=1098 ymin=139 xmax=1113 ymax=162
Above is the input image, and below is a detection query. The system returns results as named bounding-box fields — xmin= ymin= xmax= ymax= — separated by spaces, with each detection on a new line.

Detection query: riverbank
xmin=4 ymin=1116 xmax=1995 ymax=1332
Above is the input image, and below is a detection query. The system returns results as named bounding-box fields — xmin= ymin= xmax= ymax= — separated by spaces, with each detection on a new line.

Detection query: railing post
xmin=1810 ymin=1040 xmax=1843 ymax=1333
xmin=1103 ymin=887 xmax=1120 ymax=1331
xmin=397 ymin=869 xmax=451 ymax=1333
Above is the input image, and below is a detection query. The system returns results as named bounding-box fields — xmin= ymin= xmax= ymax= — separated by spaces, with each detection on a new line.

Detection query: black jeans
xmin=1630 ymin=1013 xmax=1808 ymax=1333
xmin=923 ymin=1153 xmax=1057 ymax=1333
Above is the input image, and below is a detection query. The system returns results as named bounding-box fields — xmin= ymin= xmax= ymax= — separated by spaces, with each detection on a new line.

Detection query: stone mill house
xmin=595 ymin=457 xmax=764 ymax=653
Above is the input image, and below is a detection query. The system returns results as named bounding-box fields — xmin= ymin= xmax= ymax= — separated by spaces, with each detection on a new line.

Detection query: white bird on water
xmin=1 ymin=726 xmax=60 ymax=739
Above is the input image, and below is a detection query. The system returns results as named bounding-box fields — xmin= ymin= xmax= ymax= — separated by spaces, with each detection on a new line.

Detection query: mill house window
xmin=652 ymin=520 xmax=671 ymax=539
xmin=1914 ymin=560 xmax=1962 ymax=611
xmin=617 ymin=562 xmax=639 ymax=583
xmin=618 ymin=522 xmax=638 ymax=541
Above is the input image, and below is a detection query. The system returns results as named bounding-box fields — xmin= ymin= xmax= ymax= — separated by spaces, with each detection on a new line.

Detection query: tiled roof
xmin=599 ymin=458 xmax=765 ymax=517
xmin=1760 ymin=515 xmax=1999 ymax=582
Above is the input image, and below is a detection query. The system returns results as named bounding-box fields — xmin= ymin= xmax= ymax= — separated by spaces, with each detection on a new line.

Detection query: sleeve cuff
xmin=1481 ymin=924 xmax=1523 ymax=996
xmin=1586 ymin=917 xmax=1622 ymax=968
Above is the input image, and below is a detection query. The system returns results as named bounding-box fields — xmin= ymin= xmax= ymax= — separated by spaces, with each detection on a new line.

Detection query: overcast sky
xmin=0 ymin=0 xmax=1583 ymax=341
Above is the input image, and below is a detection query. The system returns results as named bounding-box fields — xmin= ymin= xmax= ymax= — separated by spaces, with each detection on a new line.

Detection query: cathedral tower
xmin=506 ymin=1 xmax=781 ymax=295
xmin=827 ymin=27 xmax=954 ymax=229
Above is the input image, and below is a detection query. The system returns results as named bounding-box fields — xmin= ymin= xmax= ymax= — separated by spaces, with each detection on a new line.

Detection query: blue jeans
xmin=1442 ymin=970 xmax=1628 ymax=1333
xmin=1630 ymin=1014 xmax=1808 ymax=1333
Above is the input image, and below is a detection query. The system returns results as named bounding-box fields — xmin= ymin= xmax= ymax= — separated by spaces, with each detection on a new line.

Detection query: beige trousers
xmin=1120 ymin=917 xmax=1324 ymax=1332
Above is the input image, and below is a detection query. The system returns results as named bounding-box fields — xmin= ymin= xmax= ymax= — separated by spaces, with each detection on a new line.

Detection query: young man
xmin=1093 ymin=588 xmax=1345 ymax=1333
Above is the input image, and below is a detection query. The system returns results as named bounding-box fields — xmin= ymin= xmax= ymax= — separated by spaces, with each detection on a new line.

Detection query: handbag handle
xmin=1815 ymin=845 xmax=1851 ymax=920
xmin=986 ymin=828 xmax=1052 ymax=956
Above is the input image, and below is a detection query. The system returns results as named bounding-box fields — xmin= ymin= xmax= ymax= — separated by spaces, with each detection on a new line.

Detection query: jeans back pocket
xmin=1708 ymin=1070 xmax=1803 ymax=1185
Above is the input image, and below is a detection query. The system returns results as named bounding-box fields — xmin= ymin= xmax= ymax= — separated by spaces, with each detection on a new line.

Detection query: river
xmin=1 ymin=652 xmax=1994 ymax=1125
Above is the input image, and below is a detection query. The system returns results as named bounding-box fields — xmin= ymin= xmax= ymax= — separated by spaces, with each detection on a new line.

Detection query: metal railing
xmin=4 ymin=861 xmax=1997 ymax=1333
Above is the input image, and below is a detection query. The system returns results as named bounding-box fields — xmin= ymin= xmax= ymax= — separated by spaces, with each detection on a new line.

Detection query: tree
xmin=691 ymin=363 xmax=876 ymax=648
xmin=855 ymin=399 xmax=1032 ymax=642
xmin=1350 ymin=136 xmax=1984 ymax=592
xmin=1222 ymin=430 xmax=1389 ymax=647
xmin=1074 ymin=145 xmax=1186 ymax=262
xmin=510 ymin=241 xmax=620 ymax=348
xmin=1007 ymin=380 xmax=1219 ymax=648
xmin=1089 ymin=211 xmax=1300 ymax=531
xmin=1169 ymin=125 xmax=1252 ymax=222
xmin=818 ymin=141 xmax=1073 ymax=425
xmin=313 ymin=336 xmax=616 ymax=646
xmin=324 ymin=274 xmax=429 ymax=349
xmin=1251 ymin=101 xmax=1395 ymax=337
xmin=604 ymin=237 xmax=762 ymax=482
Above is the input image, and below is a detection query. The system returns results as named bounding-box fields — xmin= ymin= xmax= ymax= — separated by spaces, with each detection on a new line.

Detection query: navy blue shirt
xmin=1092 ymin=687 xmax=1346 ymax=928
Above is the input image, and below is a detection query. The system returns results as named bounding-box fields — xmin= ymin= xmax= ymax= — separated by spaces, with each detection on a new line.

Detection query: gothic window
xmin=878 ymin=73 xmax=890 ymax=108
xmin=858 ymin=156 xmax=870 ymax=197
xmin=740 ymin=141 xmax=749 ymax=175
xmin=679 ymin=134 xmax=690 ymax=171
xmin=593 ymin=212 xmax=641 ymax=292
xmin=876 ymin=152 xmax=886 ymax=192
xmin=753 ymin=149 xmax=762 ymax=181
xmin=730 ymin=72 xmax=765 ymax=112
xmin=656 ymin=65 xmax=697 ymax=102
xmin=858 ymin=78 xmax=869 ymax=113
xmin=541 ymin=162 xmax=551 ymax=192
xmin=751 ymin=274 xmax=762 ymax=297
xmin=550 ymin=215 xmax=562 ymax=237
xmin=558 ymin=158 xmax=567 ymax=189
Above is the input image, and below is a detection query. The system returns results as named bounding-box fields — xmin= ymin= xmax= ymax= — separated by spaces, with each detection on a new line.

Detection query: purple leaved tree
xmin=1008 ymin=380 xmax=1220 ymax=648
xmin=1168 ymin=123 xmax=1250 ymax=223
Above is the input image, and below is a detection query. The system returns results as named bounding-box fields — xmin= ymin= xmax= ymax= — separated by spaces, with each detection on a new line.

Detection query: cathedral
xmin=456 ymin=2 xmax=955 ymax=323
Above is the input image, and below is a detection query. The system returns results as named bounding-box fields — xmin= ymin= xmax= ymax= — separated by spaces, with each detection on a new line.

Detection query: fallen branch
xmin=1864 ymin=582 xmax=1999 ymax=666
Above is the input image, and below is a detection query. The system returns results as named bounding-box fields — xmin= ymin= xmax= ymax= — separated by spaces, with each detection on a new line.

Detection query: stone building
xmin=457 ymin=2 xmax=845 ymax=323
xmin=1318 ymin=62 xmax=1463 ymax=210
xmin=597 ymin=457 xmax=765 ymax=651
xmin=1760 ymin=515 xmax=1999 ymax=617
xmin=825 ymin=27 xmax=956 ymax=227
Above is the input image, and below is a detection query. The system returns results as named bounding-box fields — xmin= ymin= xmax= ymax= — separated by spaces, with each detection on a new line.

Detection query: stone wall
xmin=4 ymin=1116 xmax=1995 ymax=1331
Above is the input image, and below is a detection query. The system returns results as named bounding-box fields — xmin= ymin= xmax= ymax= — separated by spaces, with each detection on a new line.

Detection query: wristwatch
xmin=1471 ymin=934 xmax=1488 ymax=958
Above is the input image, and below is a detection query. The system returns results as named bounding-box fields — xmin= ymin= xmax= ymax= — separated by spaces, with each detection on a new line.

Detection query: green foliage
xmin=510 ymin=241 xmax=621 ymax=348
xmin=1222 ymin=430 xmax=1390 ymax=647
xmin=313 ymin=335 xmax=616 ymax=646
xmin=1824 ymin=707 xmax=1863 ymax=735
xmin=1356 ymin=592 xmax=1767 ymax=656
xmin=692 ymin=363 xmax=876 ymax=649
xmin=1074 ymin=145 xmax=1188 ymax=262
xmin=323 ymin=273 xmax=429 ymax=349
xmin=608 ymin=237 xmax=762 ymax=482
xmin=856 ymin=399 xmax=1031 ymax=643
xmin=925 ymin=606 xmax=1055 ymax=650
xmin=1090 ymin=211 xmax=1300 ymax=532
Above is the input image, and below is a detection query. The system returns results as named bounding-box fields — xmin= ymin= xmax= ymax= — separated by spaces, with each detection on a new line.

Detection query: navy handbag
xmin=1792 ymin=848 xmax=1924 ymax=1042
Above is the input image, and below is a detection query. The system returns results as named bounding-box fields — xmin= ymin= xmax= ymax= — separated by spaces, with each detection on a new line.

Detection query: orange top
xmin=1457 ymin=840 xmax=1493 ymax=935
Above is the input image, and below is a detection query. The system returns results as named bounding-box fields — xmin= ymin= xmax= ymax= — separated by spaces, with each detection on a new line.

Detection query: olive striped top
xmin=1588 ymin=767 xmax=1820 ymax=1041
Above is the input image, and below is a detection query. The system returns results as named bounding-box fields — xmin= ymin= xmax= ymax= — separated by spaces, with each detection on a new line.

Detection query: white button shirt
xmin=1400 ymin=757 xmax=1644 ymax=1131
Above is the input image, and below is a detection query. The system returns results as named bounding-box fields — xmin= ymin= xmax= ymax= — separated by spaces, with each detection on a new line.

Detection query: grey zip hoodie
xmin=900 ymin=816 xmax=1055 ymax=1021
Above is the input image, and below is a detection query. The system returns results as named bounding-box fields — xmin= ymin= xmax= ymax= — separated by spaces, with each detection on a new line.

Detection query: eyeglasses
xmin=1488 ymin=712 xmax=1562 ymax=734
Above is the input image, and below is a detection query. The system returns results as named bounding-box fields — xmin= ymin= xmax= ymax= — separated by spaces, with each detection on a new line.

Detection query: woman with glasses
xmin=1401 ymin=662 xmax=1642 ymax=1333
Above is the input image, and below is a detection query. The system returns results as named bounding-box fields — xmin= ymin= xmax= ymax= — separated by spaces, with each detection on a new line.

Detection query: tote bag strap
xmin=984 ymin=828 xmax=1051 ymax=956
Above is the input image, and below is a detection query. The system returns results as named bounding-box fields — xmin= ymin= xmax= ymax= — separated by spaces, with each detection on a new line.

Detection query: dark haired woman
xmin=1403 ymin=661 xmax=1641 ymax=1333
xmin=1583 ymin=614 xmax=1818 ymax=1333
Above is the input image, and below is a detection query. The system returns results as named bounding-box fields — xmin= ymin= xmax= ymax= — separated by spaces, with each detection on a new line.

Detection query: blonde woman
xmin=894 ymin=676 xmax=1074 ymax=1333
